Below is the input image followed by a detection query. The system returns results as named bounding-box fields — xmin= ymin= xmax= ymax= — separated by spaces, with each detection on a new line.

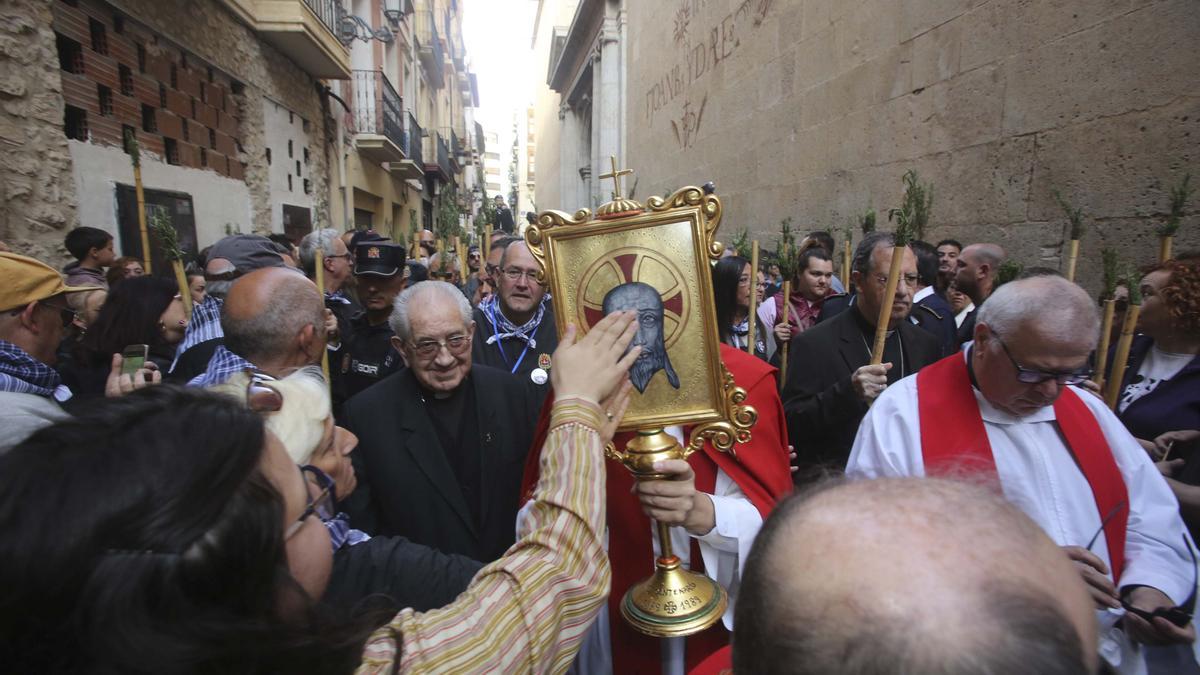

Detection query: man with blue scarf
xmin=471 ymin=241 xmax=558 ymax=388
xmin=0 ymin=253 xmax=94 ymax=450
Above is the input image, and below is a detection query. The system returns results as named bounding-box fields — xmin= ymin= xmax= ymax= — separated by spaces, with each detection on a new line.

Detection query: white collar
xmin=913 ymin=286 xmax=934 ymax=303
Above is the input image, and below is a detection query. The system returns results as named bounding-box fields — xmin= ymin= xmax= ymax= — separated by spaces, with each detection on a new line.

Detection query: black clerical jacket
xmin=782 ymin=307 xmax=940 ymax=481
xmin=341 ymin=366 xmax=540 ymax=563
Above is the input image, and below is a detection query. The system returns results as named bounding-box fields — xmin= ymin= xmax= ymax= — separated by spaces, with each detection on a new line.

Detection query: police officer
xmin=340 ymin=241 xmax=409 ymax=401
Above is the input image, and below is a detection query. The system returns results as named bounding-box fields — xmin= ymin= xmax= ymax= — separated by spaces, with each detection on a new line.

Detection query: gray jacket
xmin=0 ymin=391 xmax=69 ymax=454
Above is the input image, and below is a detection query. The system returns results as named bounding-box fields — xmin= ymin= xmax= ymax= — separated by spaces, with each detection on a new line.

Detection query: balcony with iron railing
xmin=219 ymin=0 xmax=351 ymax=79
xmin=352 ymin=69 xmax=407 ymax=165
xmin=415 ymin=9 xmax=445 ymax=85
xmin=423 ymin=130 xmax=453 ymax=182
xmin=448 ymin=128 xmax=463 ymax=169
xmin=398 ymin=110 xmax=422 ymax=178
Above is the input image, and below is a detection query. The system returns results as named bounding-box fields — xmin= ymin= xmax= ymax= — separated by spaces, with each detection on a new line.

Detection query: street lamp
xmin=383 ymin=0 xmax=411 ymax=26
xmin=338 ymin=13 xmax=395 ymax=45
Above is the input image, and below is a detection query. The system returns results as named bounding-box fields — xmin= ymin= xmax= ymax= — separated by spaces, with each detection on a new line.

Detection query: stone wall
xmin=626 ymin=0 xmax=1200 ymax=291
xmin=0 ymin=0 xmax=335 ymax=265
xmin=0 ymin=0 xmax=79 ymax=262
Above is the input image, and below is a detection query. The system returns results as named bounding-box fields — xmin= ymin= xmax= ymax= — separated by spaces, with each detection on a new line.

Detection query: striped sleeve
xmin=355 ymin=396 xmax=611 ymax=674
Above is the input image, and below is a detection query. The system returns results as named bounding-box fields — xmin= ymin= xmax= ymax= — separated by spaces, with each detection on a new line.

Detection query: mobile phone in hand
xmin=121 ymin=344 xmax=149 ymax=376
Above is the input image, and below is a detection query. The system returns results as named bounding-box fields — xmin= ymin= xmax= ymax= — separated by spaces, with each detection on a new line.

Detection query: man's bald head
xmin=733 ymin=478 xmax=1096 ymax=674
xmin=222 ymin=268 xmax=326 ymax=368
xmin=955 ymin=243 xmax=1006 ymax=304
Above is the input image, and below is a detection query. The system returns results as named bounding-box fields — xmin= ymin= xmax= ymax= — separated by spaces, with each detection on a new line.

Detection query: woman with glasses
xmin=712 ymin=255 xmax=770 ymax=361
xmin=59 ymin=275 xmax=188 ymax=401
xmin=0 ymin=310 xmax=640 ymax=673
xmin=213 ymin=367 xmax=485 ymax=615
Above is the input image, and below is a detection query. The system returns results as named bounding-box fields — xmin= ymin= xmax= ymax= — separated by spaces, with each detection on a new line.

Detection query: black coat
xmin=781 ymin=307 xmax=941 ymax=479
xmin=913 ymin=291 xmax=958 ymax=357
xmin=471 ymin=305 xmax=559 ymax=390
xmin=341 ymin=366 xmax=540 ymax=563
xmin=323 ymin=535 xmax=483 ymax=614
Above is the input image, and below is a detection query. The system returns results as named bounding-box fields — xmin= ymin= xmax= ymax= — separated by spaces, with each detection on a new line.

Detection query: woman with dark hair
xmin=712 ymin=255 xmax=769 ymax=361
xmin=0 ymin=311 xmax=638 ymax=673
xmin=59 ymin=275 xmax=188 ymax=399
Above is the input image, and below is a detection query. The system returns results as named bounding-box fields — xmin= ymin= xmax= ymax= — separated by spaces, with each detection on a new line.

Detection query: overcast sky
xmin=462 ymin=0 xmax=537 ymax=152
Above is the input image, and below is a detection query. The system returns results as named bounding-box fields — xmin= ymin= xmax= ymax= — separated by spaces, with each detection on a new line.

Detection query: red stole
xmin=519 ymin=345 xmax=791 ymax=673
xmin=917 ymin=353 xmax=1129 ymax=582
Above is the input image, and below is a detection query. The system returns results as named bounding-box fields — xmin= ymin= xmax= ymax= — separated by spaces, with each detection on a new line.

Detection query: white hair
xmin=209 ymin=366 xmax=331 ymax=464
xmin=389 ymin=280 xmax=472 ymax=342
xmin=298 ymin=228 xmax=342 ymax=278
xmin=976 ymin=276 xmax=1100 ymax=348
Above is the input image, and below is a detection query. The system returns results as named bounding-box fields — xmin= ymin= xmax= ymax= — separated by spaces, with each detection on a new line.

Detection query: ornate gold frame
xmin=525 ymin=186 xmax=754 ymax=454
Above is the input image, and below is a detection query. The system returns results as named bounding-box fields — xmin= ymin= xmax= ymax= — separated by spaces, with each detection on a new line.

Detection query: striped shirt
xmin=186 ymin=345 xmax=255 ymax=387
xmin=170 ymin=295 xmax=224 ymax=373
xmin=355 ymin=397 xmax=610 ymax=674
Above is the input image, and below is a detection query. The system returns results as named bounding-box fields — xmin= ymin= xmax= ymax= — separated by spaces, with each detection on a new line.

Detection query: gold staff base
xmin=609 ymin=428 xmax=728 ymax=637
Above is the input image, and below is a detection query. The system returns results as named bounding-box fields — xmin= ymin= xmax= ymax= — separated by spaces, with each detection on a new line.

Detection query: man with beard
xmin=953 ymin=242 xmax=1005 ymax=345
xmin=935 ymin=238 xmax=962 ymax=296
xmin=473 ymin=241 xmax=558 ymax=388
xmin=782 ymin=232 xmax=941 ymax=482
xmin=602 ymin=281 xmax=680 ymax=393
xmin=339 ymin=242 xmax=408 ymax=400
xmin=846 ymin=276 xmax=1196 ymax=673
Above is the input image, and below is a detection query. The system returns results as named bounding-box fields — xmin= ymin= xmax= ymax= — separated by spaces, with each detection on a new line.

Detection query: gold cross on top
xmin=599 ymin=156 xmax=633 ymax=200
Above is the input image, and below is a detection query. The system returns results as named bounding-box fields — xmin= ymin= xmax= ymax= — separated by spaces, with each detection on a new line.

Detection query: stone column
xmin=592 ymin=2 xmax=624 ymax=209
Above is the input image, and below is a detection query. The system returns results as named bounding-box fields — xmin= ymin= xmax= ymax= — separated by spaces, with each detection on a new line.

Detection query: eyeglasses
xmin=409 ymin=333 xmax=472 ymax=358
xmin=485 ymin=263 xmax=500 ymax=276
xmin=501 ymin=268 xmax=540 ymax=283
xmin=327 ymin=252 xmax=353 ymax=262
xmin=872 ymin=273 xmax=920 ymax=287
xmin=994 ymin=334 xmax=1093 ymax=386
xmin=245 ymin=373 xmax=284 ymax=412
xmin=284 ymin=465 xmax=337 ymax=539
xmin=430 ymin=271 xmax=456 ymax=280
xmin=37 ymin=301 xmax=78 ymax=328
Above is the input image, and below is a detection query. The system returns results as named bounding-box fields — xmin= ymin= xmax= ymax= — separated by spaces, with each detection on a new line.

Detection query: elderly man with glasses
xmin=782 ymin=232 xmax=941 ymax=484
xmin=847 ymin=275 xmax=1197 ymax=674
xmin=340 ymin=281 xmax=541 ymax=563
xmin=471 ymin=240 xmax=559 ymax=388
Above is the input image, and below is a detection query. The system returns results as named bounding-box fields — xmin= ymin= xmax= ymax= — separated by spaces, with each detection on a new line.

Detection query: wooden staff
xmin=747 ymin=240 xmax=760 ymax=355
xmin=483 ymin=224 xmax=493 ymax=260
xmin=1094 ymin=298 xmax=1116 ymax=391
xmin=171 ymin=259 xmax=192 ymax=317
xmin=1103 ymin=302 xmax=1141 ymax=410
xmin=869 ymin=246 xmax=906 ymax=365
xmin=1065 ymin=239 xmax=1080 ymax=282
xmin=1160 ymin=236 xmax=1173 ymax=263
xmin=842 ymin=238 xmax=852 ymax=285
xmin=778 ymin=280 xmax=792 ymax=391
xmin=437 ymin=238 xmax=445 ymax=256
xmin=454 ymin=235 xmax=467 ymax=282
xmin=314 ymin=248 xmax=332 ymax=388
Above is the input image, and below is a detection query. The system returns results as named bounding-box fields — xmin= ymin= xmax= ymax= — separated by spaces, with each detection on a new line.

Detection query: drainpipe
xmin=319 ymin=83 xmax=353 ymax=230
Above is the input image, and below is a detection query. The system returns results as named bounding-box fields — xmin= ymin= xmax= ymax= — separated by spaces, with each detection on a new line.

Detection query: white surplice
xmin=846 ymin=352 xmax=1195 ymax=674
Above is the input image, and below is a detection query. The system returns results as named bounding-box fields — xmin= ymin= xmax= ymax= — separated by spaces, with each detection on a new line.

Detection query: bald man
xmin=953 ymin=242 xmax=1005 ymax=345
xmin=848 ymin=276 xmax=1196 ymax=672
xmin=187 ymin=267 xmax=329 ymax=386
xmin=731 ymin=477 xmax=1098 ymax=674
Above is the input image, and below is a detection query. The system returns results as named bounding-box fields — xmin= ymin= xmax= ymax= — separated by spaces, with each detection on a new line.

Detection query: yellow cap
xmin=0 ymin=252 xmax=98 ymax=313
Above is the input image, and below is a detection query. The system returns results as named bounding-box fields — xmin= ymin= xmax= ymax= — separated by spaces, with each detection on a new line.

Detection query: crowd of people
xmin=0 ymin=218 xmax=1196 ymax=674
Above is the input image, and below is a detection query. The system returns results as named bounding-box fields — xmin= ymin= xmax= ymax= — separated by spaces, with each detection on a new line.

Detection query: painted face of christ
xmin=602 ymin=281 xmax=680 ymax=394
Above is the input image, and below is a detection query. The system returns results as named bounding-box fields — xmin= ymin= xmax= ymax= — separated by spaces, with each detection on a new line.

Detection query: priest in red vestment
xmin=519 ymin=344 xmax=792 ymax=674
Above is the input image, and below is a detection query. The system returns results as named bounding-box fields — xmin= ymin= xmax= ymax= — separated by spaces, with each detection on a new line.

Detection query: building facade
xmin=533 ymin=0 xmax=1199 ymax=290
xmin=329 ymin=0 xmax=481 ymax=244
xmin=1 ymin=0 xmax=349 ymax=263
xmin=0 ymin=0 xmax=483 ymax=264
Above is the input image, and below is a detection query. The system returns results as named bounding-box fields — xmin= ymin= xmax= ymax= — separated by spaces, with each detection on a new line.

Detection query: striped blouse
xmin=355 ymin=396 xmax=611 ymax=674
